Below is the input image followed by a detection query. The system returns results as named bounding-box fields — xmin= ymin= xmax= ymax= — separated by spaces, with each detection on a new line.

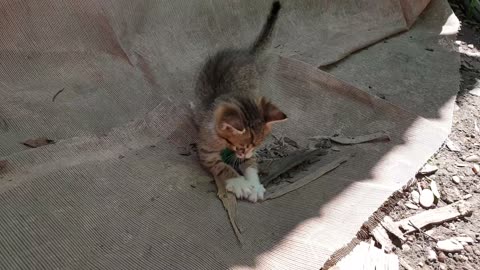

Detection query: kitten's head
xmin=214 ymin=97 xmax=287 ymax=159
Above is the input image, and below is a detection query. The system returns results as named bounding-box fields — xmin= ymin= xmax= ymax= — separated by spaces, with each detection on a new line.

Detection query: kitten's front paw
xmin=244 ymin=167 xmax=265 ymax=203
xmin=246 ymin=182 xmax=265 ymax=203
xmin=226 ymin=176 xmax=253 ymax=200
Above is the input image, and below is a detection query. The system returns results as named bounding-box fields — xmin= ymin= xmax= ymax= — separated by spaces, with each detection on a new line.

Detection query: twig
xmin=52 ymin=88 xmax=65 ymax=102
xmin=408 ymin=220 xmax=438 ymax=242
xmin=264 ymin=152 xmax=352 ymax=200
xmin=310 ymin=132 xmax=390 ymax=145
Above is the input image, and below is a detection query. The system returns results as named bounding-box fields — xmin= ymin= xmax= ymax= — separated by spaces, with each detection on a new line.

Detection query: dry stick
xmin=407 ymin=220 xmax=438 ymax=242
xmin=264 ymin=153 xmax=353 ymax=200
xmin=311 ymin=131 xmax=390 ymax=145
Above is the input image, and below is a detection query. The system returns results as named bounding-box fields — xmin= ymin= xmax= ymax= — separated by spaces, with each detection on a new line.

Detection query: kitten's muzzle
xmin=236 ymin=149 xmax=246 ymax=159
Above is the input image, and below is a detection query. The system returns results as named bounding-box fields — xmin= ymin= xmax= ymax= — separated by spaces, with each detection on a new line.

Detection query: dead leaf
xmin=177 ymin=146 xmax=191 ymax=156
xmin=445 ymin=138 xmax=460 ymax=152
xmin=283 ymin=137 xmax=299 ymax=148
xmin=264 ymin=152 xmax=352 ymax=200
xmin=214 ymin=174 xmax=244 ymax=245
xmin=22 ymin=137 xmax=55 ymax=148
xmin=0 ymin=160 xmax=8 ymax=171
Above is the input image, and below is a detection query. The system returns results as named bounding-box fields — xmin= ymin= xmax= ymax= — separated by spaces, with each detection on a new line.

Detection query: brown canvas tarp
xmin=0 ymin=0 xmax=459 ymax=269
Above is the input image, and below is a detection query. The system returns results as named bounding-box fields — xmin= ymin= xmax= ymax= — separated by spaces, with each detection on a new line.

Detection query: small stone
xmin=456 ymin=162 xmax=468 ymax=167
xmin=442 ymin=186 xmax=461 ymax=204
xmin=471 ymin=87 xmax=480 ymax=97
xmin=448 ymin=223 xmax=456 ymax=230
xmin=453 ymin=253 xmax=460 ymax=261
xmin=473 ymin=164 xmax=479 ymax=175
xmin=463 ymin=194 xmax=472 ymax=200
xmin=437 ymin=238 xmax=464 ymax=253
xmin=418 ymin=262 xmax=424 ymax=267
xmin=465 ymin=245 xmax=473 ymax=253
xmin=455 ymin=236 xmax=474 ymax=245
xmin=438 ymin=252 xmax=447 ymax=262
xmin=465 ymin=168 xmax=475 ymax=176
xmin=452 ymin=175 xmax=461 ymax=184
xmin=177 ymin=146 xmax=191 ymax=156
xmin=407 ymin=236 xmax=415 ymax=242
xmin=420 ymin=181 xmax=429 ymax=189
xmin=430 ymin=180 xmax=440 ymax=199
xmin=445 ymin=138 xmax=460 ymax=151
xmin=411 ymin=190 xmax=420 ymax=204
xmin=455 ymin=40 xmax=462 ymax=45
xmin=427 ymin=248 xmax=437 ymax=261
xmin=0 ymin=160 xmax=7 ymax=171
xmin=468 ymin=44 xmax=474 ymax=49
xmin=420 ymin=189 xmax=435 ymax=208
xmin=419 ymin=164 xmax=438 ymax=174
xmin=405 ymin=202 xmax=419 ymax=210
xmin=439 ymin=264 xmax=447 ymax=270
xmin=473 ymin=247 xmax=480 ymax=256
xmin=465 ymin=154 xmax=480 ymax=162
xmin=402 ymin=244 xmax=411 ymax=252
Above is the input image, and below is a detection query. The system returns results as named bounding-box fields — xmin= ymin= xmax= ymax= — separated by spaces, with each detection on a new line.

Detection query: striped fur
xmin=193 ymin=1 xmax=286 ymax=202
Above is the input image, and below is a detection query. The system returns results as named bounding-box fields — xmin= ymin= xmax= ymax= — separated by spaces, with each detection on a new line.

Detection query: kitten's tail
xmin=250 ymin=1 xmax=281 ymax=54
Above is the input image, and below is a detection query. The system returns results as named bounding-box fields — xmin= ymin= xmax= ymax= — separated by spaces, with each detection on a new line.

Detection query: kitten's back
xmin=195 ymin=1 xmax=282 ymax=111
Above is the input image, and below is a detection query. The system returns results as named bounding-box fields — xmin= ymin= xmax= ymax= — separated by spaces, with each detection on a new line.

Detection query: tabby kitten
xmin=193 ymin=1 xmax=286 ymax=202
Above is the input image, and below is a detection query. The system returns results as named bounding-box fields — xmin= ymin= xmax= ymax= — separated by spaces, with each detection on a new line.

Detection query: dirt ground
xmin=389 ymin=2 xmax=480 ymax=270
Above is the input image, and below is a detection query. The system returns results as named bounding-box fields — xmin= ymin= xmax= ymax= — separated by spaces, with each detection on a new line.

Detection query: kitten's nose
xmin=236 ymin=149 xmax=245 ymax=158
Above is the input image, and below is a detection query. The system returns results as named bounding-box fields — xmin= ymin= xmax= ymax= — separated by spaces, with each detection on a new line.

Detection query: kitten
xmin=193 ymin=1 xmax=286 ymax=203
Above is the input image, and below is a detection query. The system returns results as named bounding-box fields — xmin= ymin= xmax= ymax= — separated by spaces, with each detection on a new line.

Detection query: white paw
xmin=244 ymin=167 xmax=266 ymax=203
xmin=246 ymin=181 xmax=265 ymax=203
xmin=226 ymin=176 xmax=253 ymax=200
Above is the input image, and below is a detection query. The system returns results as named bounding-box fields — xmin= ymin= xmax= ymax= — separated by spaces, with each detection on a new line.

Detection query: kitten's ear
xmin=214 ymin=104 xmax=246 ymax=135
xmin=259 ymin=97 xmax=287 ymax=125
